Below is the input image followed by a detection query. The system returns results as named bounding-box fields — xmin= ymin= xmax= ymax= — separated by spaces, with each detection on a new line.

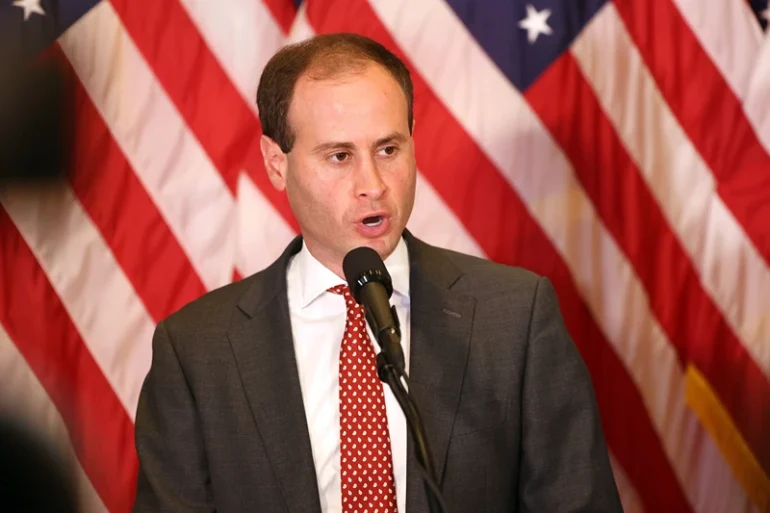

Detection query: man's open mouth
xmin=362 ymin=215 xmax=384 ymax=227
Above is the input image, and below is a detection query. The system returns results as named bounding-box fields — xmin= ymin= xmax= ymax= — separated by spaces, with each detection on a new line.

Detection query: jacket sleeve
xmin=132 ymin=320 xmax=215 ymax=513
xmin=518 ymin=277 xmax=624 ymax=512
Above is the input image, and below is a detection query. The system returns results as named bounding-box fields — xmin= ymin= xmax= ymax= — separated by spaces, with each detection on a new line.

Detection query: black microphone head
xmin=343 ymin=246 xmax=393 ymax=304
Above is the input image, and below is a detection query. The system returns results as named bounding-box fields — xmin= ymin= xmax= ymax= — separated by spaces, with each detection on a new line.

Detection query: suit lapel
xmin=403 ymin=234 xmax=476 ymax=513
xmin=227 ymin=237 xmax=323 ymax=513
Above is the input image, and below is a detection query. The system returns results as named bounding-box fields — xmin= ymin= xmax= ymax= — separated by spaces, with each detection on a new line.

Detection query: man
xmin=132 ymin=33 xmax=623 ymax=513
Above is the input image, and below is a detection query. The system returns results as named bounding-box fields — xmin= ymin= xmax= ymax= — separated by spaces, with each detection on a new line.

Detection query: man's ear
xmin=260 ymin=135 xmax=288 ymax=191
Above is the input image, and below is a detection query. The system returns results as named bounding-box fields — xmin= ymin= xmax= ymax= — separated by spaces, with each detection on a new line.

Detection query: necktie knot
xmin=328 ymin=284 xmax=349 ymax=297
xmin=328 ymin=285 xmax=363 ymax=320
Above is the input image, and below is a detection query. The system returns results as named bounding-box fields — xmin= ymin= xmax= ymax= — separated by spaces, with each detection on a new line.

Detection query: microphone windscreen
xmin=342 ymin=246 xmax=392 ymax=303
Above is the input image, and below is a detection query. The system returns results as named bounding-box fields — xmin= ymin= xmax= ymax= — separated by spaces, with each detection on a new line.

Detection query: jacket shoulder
xmin=429 ymin=244 xmax=544 ymax=297
xmin=159 ymin=237 xmax=301 ymax=335
xmin=159 ymin=271 xmax=266 ymax=335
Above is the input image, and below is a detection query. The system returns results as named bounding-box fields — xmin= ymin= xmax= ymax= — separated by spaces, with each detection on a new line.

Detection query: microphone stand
xmin=374 ymin=329 xmax=448 ymax=513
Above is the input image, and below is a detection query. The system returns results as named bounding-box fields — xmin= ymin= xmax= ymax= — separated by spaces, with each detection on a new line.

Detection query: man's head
xmin=257 ymin=33 xmax=417 ymax=278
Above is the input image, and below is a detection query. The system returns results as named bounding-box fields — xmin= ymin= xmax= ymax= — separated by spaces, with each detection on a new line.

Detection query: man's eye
xmin=380 ymin=146 xmax=397 ymax=156
xmin=330 ymin=152 xmax=349 ymax=163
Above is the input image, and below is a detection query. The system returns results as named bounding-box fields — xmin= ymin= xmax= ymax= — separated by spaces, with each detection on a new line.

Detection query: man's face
xmin=261 ymin=62 xmax=417 ymax=276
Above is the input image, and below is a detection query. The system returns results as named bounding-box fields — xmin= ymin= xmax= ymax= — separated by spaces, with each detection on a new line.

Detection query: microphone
xmin=342 ymin=246 xmax=405 ymax=373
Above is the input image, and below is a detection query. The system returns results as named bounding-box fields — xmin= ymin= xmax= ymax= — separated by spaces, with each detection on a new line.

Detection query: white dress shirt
xmin=286 ymin=237 xmax=411 ymax=513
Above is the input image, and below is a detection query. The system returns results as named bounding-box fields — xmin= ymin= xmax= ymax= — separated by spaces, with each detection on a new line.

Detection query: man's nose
xmin=355 ymin=156 xmax=387 ymax=200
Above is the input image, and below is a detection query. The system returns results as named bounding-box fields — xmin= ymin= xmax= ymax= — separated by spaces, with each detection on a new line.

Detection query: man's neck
xmin=302 ymin=240 xmax=397 ymax=282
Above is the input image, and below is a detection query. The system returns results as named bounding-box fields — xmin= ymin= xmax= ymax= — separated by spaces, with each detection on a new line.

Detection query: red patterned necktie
xmin=329 ymin=284 xmax=398 ymax=513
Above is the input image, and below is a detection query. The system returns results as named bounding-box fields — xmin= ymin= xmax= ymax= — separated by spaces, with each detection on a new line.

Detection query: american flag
xmin=1 ymin=0 xmax=769 ymax=512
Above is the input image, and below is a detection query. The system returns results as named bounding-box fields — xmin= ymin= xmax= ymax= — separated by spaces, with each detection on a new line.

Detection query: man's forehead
xmin=293 ymin=63 xmax=400 ymax=99
xmin=286 ymin=65 xmax=409 ymax=139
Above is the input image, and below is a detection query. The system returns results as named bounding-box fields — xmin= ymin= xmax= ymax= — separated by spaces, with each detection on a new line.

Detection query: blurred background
xmin=1 ymin=1 xmax=769 ymax=512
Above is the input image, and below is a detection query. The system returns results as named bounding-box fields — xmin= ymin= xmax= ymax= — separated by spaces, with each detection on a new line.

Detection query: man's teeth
xmin=363 ymin=216 xmax=383 ymax=227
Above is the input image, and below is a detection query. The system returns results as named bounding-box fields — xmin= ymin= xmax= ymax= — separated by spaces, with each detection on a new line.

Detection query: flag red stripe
xmin=306 ymin=2 xmax=694 ymax=511
xmin=614 ymin=0 xmax=770 ymax=267
xmin=108 ymin=0 xmax=299 ymax=231
xmin=61 ymin=50 xmax=208 ymax=322
xmin=261 ymin=0 xmax=297 ymax=34
xmin=526 ymin=52 xmax=770 ymax=475
xmin=0 ymin=208 xmax=138 ymax=513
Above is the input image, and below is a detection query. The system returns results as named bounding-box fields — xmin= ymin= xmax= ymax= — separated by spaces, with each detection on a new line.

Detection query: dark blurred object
xmin=0 ymin=414 xmax=78 ymax=512
xmin=0 ymin=49 xmax=74 ymax=186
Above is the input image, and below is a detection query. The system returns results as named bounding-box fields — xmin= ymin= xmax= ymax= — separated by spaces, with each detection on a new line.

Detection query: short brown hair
xmin=256 ymin=33 xmax=414 ymax=153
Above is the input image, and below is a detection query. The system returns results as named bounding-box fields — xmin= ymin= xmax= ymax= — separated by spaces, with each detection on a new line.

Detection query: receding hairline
xmin=303 ymin=47 xmax=378 ymax=78
xmin=285 ymin=60 xmax=412 ymax=146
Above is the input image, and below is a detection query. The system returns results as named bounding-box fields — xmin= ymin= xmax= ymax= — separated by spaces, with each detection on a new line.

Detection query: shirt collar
xmin=294 ymin=236 xmax=411 ymax=309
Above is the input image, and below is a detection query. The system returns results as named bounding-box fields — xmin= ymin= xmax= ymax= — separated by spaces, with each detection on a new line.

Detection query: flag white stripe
xmin=0 ymin=185 xmax=153 ymax=420
xmin=745 ymin=38 xmax=770 ymax=148
xmin=235 ymin=174 xmax=296 ymax=276
xmin=367 ymin=0 xmax=751 ymax=511
xmin=176 ymin=0 xmax=287 ymax=115
xmin=59 ymin=1 xmax=237 ymax=291
xmin=674 ymin=0 xmax=770 ymax=156
xmin=0 ymin=324 xmax=110 ymax=513
xmin=671 ymin=0 xmax=762 ymax=100
xmin=408 ymin=173 xmax=486 ymax=258
xmin=288 ymin=1 xmax=315 ymax=44
xmin=609 ymin=453 xmax=645 ymax=513
xmin=572 ymin=3 xmax=770 ymax=381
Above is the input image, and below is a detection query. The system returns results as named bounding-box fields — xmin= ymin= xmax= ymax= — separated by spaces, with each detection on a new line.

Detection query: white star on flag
xmin=13 ymin=0 xmax=46 ymax=21
xmin=518 ymin=4 xmax=553 ymax=44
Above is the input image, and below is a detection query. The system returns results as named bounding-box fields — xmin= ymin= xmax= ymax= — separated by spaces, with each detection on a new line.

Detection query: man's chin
xmin=345 ymin=235 xmax=398 ymax=260
xmin=361 ymin=236 xmax=401 ymax=261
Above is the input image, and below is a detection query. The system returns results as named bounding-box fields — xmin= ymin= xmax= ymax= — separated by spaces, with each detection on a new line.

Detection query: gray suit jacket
xmin=132 ymin=231 xmax=623 ymax=513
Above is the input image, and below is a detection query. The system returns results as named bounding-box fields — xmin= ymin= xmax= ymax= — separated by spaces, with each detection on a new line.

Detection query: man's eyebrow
xmin=374 ymin=132 xmax=408 ymax=148
xmin=310 ymin=133 xmax=408 ymax=155
xmin=310 ymin=141 xmax=356 ymax=154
